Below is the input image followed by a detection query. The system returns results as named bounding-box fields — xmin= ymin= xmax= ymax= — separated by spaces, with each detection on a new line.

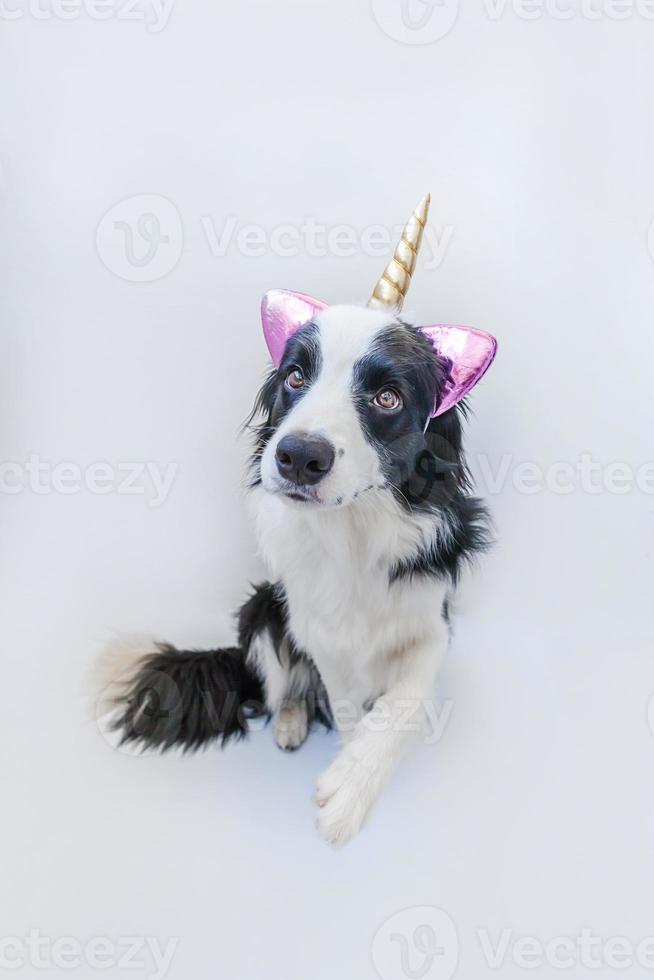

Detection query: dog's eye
xmin=285 ymin=368 xmax=305 ymax=391
xmin=373 ymin=388 xmax=402 ymax=411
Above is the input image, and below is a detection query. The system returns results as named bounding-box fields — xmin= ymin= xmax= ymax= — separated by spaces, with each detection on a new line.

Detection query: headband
xmin=261 ymin=195 xmax=497 ymax=417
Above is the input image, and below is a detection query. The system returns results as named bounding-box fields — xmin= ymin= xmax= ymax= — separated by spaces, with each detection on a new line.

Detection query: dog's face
xmin=257 ymin=305 xmax=449 ymax=508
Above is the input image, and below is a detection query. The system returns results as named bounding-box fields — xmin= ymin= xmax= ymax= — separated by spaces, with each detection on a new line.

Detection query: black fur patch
xmin=351 ymin=323 xmax=459 ymax=505
xmin=352 ymin=323 xmax=492 ymax=582
xmin=390 ymin=495 xmax=493 ymax=585
xmin=352 ymin=323 xmax=447 ymax=434
xmin=237 ymin=581 xmax=289 ymax=658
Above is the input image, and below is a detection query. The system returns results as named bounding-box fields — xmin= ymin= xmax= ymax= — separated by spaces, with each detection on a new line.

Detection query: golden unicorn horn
xmin=368 ymin=193 xmax=431 ymax=311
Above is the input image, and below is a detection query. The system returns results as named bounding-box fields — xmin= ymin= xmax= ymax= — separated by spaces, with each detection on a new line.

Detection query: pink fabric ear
xmin=419 ymin=324 xmax=497 ymax=417
xmin=261 ymin=289 xmax=327 ymax=367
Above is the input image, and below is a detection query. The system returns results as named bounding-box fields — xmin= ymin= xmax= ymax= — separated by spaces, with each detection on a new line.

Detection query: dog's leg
xmin=240 ymin=584 xmax=329 ymax=752
xmin=248 ymin=633 xmax=328 ymax=751
xmin=315 ymin=627 xmax=448 ymax=845
xmin=246 ymin=629 xmax=309 ymax=751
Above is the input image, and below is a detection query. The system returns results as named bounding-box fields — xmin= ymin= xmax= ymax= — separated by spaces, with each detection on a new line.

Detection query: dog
xmin=98 ymin=194 xmax=497 ymax=845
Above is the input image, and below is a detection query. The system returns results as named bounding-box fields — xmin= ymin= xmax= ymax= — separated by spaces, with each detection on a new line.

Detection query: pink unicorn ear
xmin=419 ymin=324 xmax=497 ymax=417
xmin=261 ymin=289 xmax=327 ymax=367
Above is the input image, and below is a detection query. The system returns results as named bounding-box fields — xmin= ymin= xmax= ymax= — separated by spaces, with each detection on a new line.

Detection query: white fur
xmin=253 ymin=306 xmax=451 ymax=845
xmin=91 ymin=635 xmax=159 ymax=718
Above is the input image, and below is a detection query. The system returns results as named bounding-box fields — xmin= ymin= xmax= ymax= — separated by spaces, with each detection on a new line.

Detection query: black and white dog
xmin=99 ymin=196 xmax=497 ymax=845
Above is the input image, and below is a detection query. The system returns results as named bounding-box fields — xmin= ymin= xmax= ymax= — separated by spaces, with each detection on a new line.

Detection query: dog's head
xmin=254 ymin=305 xmax=448 ymax=507
xmin=249 ymin=196 xmax=497 ymax=511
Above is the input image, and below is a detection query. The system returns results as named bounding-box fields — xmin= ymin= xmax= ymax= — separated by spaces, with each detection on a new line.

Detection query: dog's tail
xmin=95 ymin=637 xmax=266 ymax=752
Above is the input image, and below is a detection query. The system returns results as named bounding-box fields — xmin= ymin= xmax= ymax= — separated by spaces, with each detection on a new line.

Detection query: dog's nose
xmin=275 ymin=434 xmax=335 ymax=486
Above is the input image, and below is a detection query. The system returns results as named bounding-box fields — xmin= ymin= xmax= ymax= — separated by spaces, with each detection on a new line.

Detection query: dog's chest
xmin=253 ymin=492 xmax=444 ymax=708
xmin=282 ymin=547 xmax=406 ymax=709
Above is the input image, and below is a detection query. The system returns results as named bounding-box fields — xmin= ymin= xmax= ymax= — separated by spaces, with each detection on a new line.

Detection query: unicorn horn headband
xmin=368 ymin=192 xmax=431 ymax=311
xmin=261 ymin=195 xmax=497 ymax=417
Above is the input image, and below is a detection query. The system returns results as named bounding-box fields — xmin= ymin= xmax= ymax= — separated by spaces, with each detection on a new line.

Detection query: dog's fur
xmin=99 ymin=304 xmax=490 ymax=845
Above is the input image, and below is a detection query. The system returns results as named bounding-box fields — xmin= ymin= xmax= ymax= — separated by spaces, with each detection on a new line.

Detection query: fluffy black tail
xmin=107 ymin=643 xmax=266 ymax=752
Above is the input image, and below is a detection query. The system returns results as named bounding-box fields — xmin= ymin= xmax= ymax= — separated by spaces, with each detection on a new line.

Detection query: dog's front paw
xmin=314 ymin=745 xmax=382 ymax=846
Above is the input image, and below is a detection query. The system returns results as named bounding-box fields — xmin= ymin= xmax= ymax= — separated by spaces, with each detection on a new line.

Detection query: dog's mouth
xmin=284 ymin=489 xmax=317 ymax=503
xmin=264 ymin=477 xmax=324 ymax=505
xmin=263 ymin=476 xmax=382 ymax=508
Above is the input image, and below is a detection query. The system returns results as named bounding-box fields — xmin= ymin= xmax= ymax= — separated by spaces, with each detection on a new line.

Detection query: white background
xmin=1 ymin=1 xmax=653 ymax=979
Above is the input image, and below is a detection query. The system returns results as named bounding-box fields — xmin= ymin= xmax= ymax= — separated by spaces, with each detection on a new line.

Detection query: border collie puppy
xmin=99 ymin=195 xmax=497 ymax=846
